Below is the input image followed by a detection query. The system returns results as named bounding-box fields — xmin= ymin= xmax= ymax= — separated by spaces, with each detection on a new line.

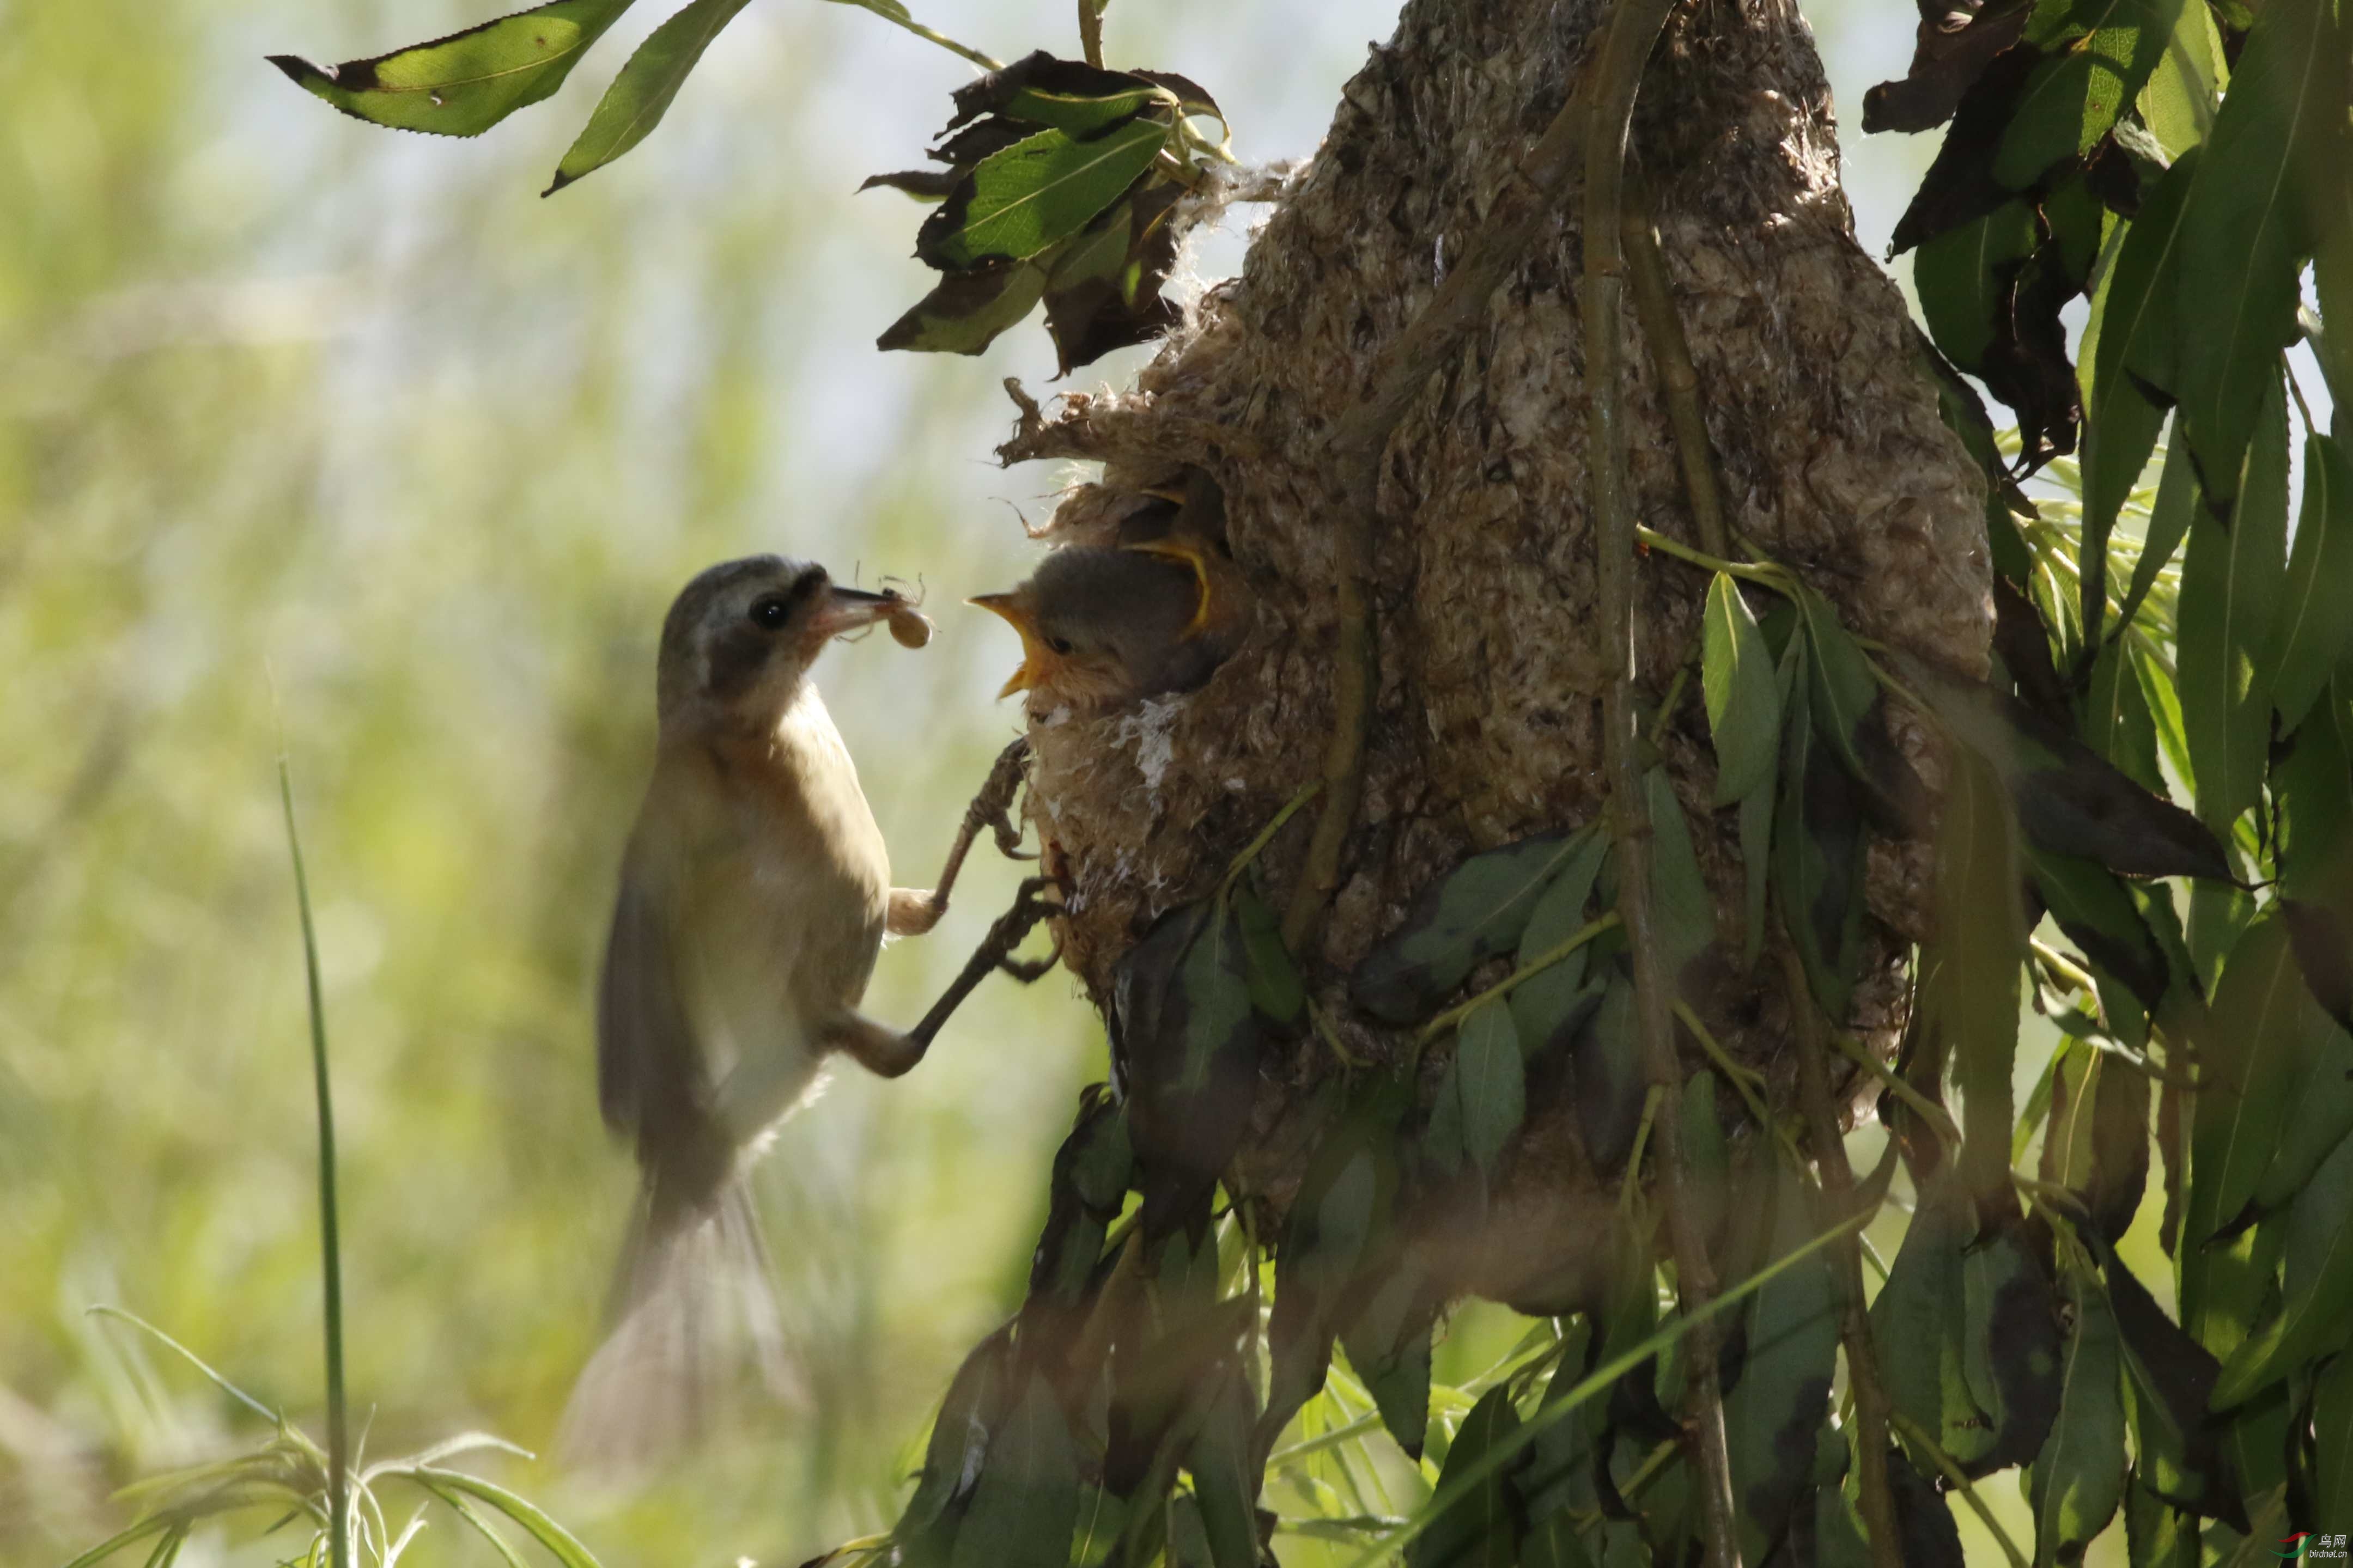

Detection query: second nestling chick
xmin=969 ymin=539 xmax=1248 ymax=710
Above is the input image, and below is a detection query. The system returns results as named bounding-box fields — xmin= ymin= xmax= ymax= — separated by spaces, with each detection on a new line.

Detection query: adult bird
xmin=562 ymin=554 xmax=949 ymax=1466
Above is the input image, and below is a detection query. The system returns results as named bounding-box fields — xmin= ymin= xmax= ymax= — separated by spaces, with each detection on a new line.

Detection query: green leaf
xmin=2107 ymin=1252 xmax=2240 ymax=1523
xmin=1571 ymin=973 xmax=1647 ymax=1168
xmin=1644 ymin=766 xmax=1716 ymax=987
xmin=1703 ymin=573 xmax=1782 ymax=805
xmin=2135 ymin=0 xmax=2223 ymax=156
xmin=406 ymin=1468 xmax=604 ymax=1568
xmin=1506 ymin=832 xmax=1608 ymax=1058
xmin=2081 ymin=633 xmax=2163 ymax=794
xmin=2123 ymin=1477 xmax=2202 ymax=1565
xmin=1793 ymin=584 xmax=1919 ymax=829
xmin=877 ymin=256 xmax=1050 ymax=356
xmin=2211 ymin=1128 xmax=2353 ymax=1407
xmin=992 ymin=68 xmax=1166 ymax=135
xmin=1931 ymin=748 xmax=2025 ymax=1204
xmin=1919 ymin=667 xmax=2230 ymax=881
xmin=2184 ymin=916 xmax=2312 ymax=1250
xmin=1337 ymin=1264 xmax=1436 ymax=1460
xmin=268 ymin=1 xmax=637 ymax=138
xmin=1737 ymin=780 xmax=1774 ymax=974
xmin=2027 ymin=844 xmax=2170 ymax=1012
xmin=2114 ymin=430 xmax=2200 ymax=638
xmin=917 ymin=119 xmax=1169 ymax=269
xmin=2172 ymin=0 xmax=2334 ymax=507
xmin=946 ymin=51 xmax=1175 ymax=135
xmin=1232 ymin=883 xmax=1304 ymax=1026
xmin=1871 ymin=1185 xmax=1998 ymax=1469
xmin=1917 ymin=200 xmax=2040 ymax=376
xmin=1443 ymin=1002 xmax=1526 ymax=1184
xmin=1719 ymin=1160 xmax=1840 ymax=1563
xmin=897 ymin=1326 xmax=1017 ymax=1542
xmin=2315 ymin=1352 xmax=2353 ymax=1524
xmin=2168 ymin=371 xmax=2289 ymax=835
xmin=1026 ymin=1088 xmax=1132 ymax=1309
xmin=1183 ymin=1359 xmax=1261 ymax=1568
xmin=1959 ymin=1217 xmax=2067 ymax=1475
xmin=1406 ymin=1386 xmax=1523 ymax=1568
xmin=2026 ymin=1258 xmax=2126 ymax=1566
xmin=2245 ymin=1008 xmax=2353 ymax=1221
xmin=2082 ymin=163 xmax=2200 ymax=638
xmin=2040 ymin=1045 xmax=2153 ymax=1240
xmin=1040 ymin=177 xmax=1185 ymax=374
xmin=2266 ymin=430 xmax=2353 ymax=732
xmin=545 ymin=0 xmax=749 ymax=193
xmin=1264 ymin=1080 xmax=1408 ymax=1449
xmin=1682 ymin=1073 xmax=1730 ymax=1248
xmin=1110 ymin=901 xmax=1262 ymax=1235
xmin=1994 ymin=0 xmax=2184 ymax=189
xmin=1772 ymin=647 xmax=1871 ymax=1021
xmin=950 ymin=1373 xmax=1080 ymax=1568
xmin=1352 ymin=829 xmax=1594 ymax=1023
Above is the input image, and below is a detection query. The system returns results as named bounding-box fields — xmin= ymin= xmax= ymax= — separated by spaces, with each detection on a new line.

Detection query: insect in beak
xmin=807 ymin=584 xmax=897 ymax=642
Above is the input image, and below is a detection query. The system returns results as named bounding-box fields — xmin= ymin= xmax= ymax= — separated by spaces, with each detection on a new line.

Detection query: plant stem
xmin=1778 ymin=942 xmax=1902 ymax=1568
xmin=1077 ymin=0 xmax=1106 ymax=68
xmin=1415 ymin=907 xmax=1620 ymax=1042
xmin=1622 ymin=179 xmax=1729 ymax=560
xmin=1582 ymin=0 xmax=1740 ymax=1561
xmin=278 ymin=758 xmax=348 ymax=1568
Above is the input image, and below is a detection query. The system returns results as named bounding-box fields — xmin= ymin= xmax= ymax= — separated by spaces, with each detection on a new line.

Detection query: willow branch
xmin=1582 ymin=2 xmax=1741 ymax=1564
xmin=1280 ymin=69 xmax=1596 ymax=953
xmin=1622 ymin=176 xmax=1728 ymax=560
xmin=1779 ymin=942 xmax=1902 ymax=1568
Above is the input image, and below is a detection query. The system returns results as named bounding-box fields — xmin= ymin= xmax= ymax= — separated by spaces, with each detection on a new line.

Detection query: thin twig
xmin=1581 ymin=1 xmax=1739 ymax=1563
xmin=1280 ymin=66 xmax=1597 ymax=954
xmin=1778 ymin=943 xmax=1901 ymax=1568
xmin=1622 ymin=178 xmax=1729 ymax=560
xmin=1077 ymin=0 xmax=1105 ymax=67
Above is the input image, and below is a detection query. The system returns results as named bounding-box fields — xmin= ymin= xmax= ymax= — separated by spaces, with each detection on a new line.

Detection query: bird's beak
xmin=969 ymin=592 xmax=1053 ymax=699
xmin=808 ymin=584 xmax=897 ymax=641
xmin=1123 ymin=538 xmax=1216 ymax=638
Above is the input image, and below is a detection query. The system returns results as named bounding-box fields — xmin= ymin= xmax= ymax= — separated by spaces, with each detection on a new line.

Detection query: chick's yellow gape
xmin=563 ymin=554 xmax=949 ymax=1467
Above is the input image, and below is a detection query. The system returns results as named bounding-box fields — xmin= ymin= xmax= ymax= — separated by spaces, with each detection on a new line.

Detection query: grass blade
xmin=406 ymin=1468 xmax=603 ymax=1568
xmin=84 ymin=1306 xmax=279 ymax=1424
xmin=60 ymin=1517 xmax=174 ymax=1568
xmin=277 ymin=757 xmax=348 ymax=1568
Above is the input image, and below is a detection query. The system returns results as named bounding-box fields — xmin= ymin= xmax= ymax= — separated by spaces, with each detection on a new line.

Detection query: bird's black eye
xmin=1047 ymin=636 xmax=1074 ymax=655
xmin=750 ymin=596 xmax=792 ymax=630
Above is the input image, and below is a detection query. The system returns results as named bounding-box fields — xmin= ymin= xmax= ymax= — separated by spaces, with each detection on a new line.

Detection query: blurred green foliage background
xmin=0 ymin=1 xmax=1936 ymax=1563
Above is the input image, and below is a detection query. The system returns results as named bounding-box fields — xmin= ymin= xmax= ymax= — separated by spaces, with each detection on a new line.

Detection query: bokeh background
xmin=0 ymin=1 xmax=1966 ymax=1563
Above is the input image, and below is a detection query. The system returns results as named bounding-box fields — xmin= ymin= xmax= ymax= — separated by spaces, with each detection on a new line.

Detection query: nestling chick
xmin=562 ymin=554 xmax=946 ymax=1467
xmin=970 ymin=537 xmax=1250 ymax=710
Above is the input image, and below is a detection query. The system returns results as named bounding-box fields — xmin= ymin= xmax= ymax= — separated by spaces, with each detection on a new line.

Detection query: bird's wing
xmin=595 ymin=845 xmax=709 ymax=1171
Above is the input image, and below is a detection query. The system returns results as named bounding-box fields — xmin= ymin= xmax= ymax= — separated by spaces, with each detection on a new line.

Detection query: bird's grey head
xmin=654 ymin=555 xmax=893 ymax=725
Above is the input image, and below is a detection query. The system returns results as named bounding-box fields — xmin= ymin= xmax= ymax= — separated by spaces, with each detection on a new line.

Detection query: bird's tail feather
xmin=557 ymin=1179 xmax=793 ymax=1477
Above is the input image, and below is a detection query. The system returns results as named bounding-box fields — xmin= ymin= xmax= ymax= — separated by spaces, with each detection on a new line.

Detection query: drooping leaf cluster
xmin=269 ymin=4 xmax=1227 ymax=369
xmin=862 ymin=53 xmax=1231 ymax=368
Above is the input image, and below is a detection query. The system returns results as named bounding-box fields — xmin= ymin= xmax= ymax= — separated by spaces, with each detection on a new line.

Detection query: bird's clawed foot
xmin=893 ymin=737 xmax=1037 ymax=937
xmin=907 ymin=874 xmax=1067 ymax=1048
xmin=984 ymin=876 xmax=1065 ymax=983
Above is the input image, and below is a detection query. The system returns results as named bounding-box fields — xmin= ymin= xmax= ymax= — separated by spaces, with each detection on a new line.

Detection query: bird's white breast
xmin=665 ymin=685 xmax=889 ymax=1150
